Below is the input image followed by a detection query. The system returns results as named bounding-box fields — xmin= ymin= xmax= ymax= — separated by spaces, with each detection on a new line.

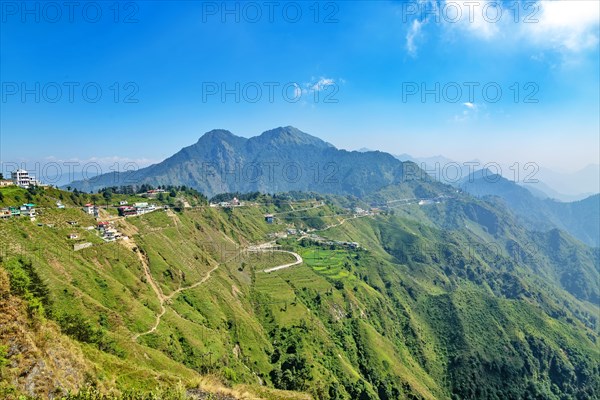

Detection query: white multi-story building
xmin=11 ymin=169 xmax=40 ymax=188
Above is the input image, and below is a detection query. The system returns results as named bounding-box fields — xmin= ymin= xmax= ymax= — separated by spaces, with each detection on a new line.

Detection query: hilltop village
xmin=0 ymin=168 xmax=452 ymax=256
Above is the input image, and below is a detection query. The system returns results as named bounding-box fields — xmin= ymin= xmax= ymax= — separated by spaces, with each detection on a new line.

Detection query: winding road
xmin=247 ymin=243 xmax=303 ymax=273
xmin=131 ymin=239 xmax=304 ymax=340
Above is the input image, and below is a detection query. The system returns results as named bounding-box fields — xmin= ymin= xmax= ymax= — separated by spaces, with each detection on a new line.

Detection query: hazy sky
xmin=1 ymin=0 xmax=599 ymax=176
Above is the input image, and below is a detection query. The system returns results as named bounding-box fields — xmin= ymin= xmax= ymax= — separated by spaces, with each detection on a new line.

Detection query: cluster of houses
xmin=303 ymin=233 xmax=360 ymax=250
xmin=0 ymin=203 xmax=37 ymax=220
xmin=117 ymin=202 xmax=158 ymax=217
xmin=141 ymin=189 xmax=166 ymax=198
xmin=83 ymin=204 xmax=100 ymax=217
xmin=97 ymin=221 xmax=127 ymax=242
xmin=210 ymin=197 xmax=243 ymax=208
xmin=353 ymin=207 xmax=378 ymax=216
xmin=318 ymin=238 xmax=360 ymax=250
xmin=266 ymin=227 xmax=307 ymax=240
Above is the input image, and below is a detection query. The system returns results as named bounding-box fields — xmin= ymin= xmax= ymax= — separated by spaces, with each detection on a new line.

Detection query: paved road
xmin=247 ymin=242 xmax=304 ymax=273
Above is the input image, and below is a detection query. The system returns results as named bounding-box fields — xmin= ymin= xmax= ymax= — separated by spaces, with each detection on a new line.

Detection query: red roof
xmin=98 ymin=221 xmax=109 ymax=226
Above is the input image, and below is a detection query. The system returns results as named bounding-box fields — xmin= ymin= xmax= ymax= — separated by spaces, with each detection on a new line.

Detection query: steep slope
xmin=0 ymin=267 xmax=93 ymax=398
xmin=66 ymin=127 xmax=417 ymax=198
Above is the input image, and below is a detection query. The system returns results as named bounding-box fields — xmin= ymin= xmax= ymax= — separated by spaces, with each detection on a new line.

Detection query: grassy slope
xmin=0 ymin=186 xmax=598 ymax=399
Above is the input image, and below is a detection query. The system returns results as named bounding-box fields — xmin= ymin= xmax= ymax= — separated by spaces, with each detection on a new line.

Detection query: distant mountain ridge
xmin=361 ymin=148 xmax=597 ymax=202
xmin=460 ymin=169 xmax=600 ymax=247
xmin=66 ymin=126 xmax=423 ymax=198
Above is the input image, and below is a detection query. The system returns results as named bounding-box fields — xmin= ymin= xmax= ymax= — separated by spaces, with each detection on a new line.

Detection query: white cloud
xmin=523 ymin=0 xmax=600 ymax=52
xmin=453 ymin=102 xmax=481 ymax=122
xmin=403 ymin=0 xmax=599 ymax=56
xmin=406 ymin=19 xmax=424 ymax=56
xmin=293 ymin=83 xmax=302 ymax=98
xmin=311 ymin=77 xmax=336 ymax=91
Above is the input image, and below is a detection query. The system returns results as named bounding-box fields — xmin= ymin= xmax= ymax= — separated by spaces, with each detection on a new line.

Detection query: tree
xmin=102 ymin=189 xmax=112 ymax=204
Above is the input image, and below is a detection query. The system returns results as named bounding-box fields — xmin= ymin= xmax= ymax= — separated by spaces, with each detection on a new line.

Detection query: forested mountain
xmin=67 ymin=127 xmax=419 ymax=198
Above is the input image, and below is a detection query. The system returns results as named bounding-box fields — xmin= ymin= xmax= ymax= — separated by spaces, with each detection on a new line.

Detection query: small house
xmin=68 ymin=233 xmax=78 ymax=239
xmin=143 ymin=189 xmax=166 ymax=198
xmin=103 ymin=228 xmax=118 ymax=241
xmin=265 ymin=214 xmax=274 ymax=224
xmin=83 ymin=204 xmax=95 ymax=214
xmin=119 ymin=200 xmax=128 ymax=206
xmin=0 ymin=208 xmax=11 ymax=219
xmin=118 ymin=206 xmax=137 ymax=216
xmin=20 ymin=203 xmax=36 ymax=220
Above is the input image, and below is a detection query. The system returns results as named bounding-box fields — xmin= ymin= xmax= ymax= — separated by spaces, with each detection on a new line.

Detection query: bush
xmin=4 ymin=258 xmax=51 ymax=318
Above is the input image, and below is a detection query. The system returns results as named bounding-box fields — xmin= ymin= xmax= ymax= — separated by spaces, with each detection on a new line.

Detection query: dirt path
xmin=165 ymin=208 xmax=180 ymax=227
xmin=125 ymin=238 xmax=167 ymax=341
xmin=130 ymin=239 xmax=237 ymax=340
xmin=316 ymin=212 xmax=372 ymax=233
xmin=131 ymin=217 xmax=308 ymax=339
xmin=271 ymin=202 xmax=324 ymax=216
xmin=165 ymin=263 xmax=220 ymax=301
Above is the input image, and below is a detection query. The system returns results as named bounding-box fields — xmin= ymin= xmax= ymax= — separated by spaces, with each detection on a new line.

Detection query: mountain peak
xmin=198 ymin=129 xmax=237 ymax=142
xmin=254 ymin=126 xmax=334 ymax=148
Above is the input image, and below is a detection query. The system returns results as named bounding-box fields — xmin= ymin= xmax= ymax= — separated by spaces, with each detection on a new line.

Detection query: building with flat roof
xmin=11 ymin=169 xmax=40 ymax=188
xmin=20 ymin=203 xmax=36 ymax=220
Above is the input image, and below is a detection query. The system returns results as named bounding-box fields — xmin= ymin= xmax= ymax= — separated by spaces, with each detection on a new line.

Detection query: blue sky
xmin=1 ymin=0 xmax=599 ymax=179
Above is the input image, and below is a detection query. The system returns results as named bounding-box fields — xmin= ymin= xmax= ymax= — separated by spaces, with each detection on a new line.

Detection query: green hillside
xmin=0 ymin=185 xmax=598 ymax=399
